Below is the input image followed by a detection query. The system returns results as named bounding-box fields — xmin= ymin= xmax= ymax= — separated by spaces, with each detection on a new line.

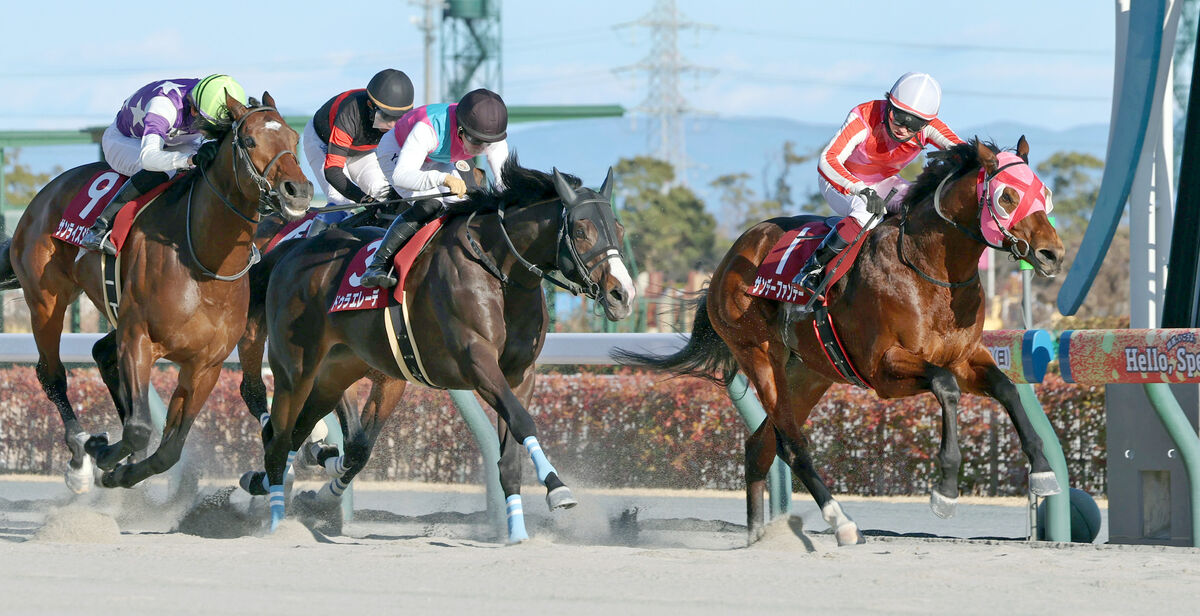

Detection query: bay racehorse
xmin=616 ymin=138 xmax=1064 ymax=545
xmin=240 ymin=160 xmax=636 ymax=537
xmin=0 ymin=93 xmax=312 ymax=491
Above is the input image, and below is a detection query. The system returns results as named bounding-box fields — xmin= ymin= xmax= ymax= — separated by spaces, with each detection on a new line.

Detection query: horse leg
xmin=496 ymin=415 xmax=529 ymax=542
xmin=24 ymin=286 xmax=93 ymax=492
xmin=744 ymin=417 xmax=778 ymax=543
xmin=85 ymin=328 xmax=157 ymax=473
xmin=101 ymin=362 xmax=221 ymax=488
xmin=962 ymin=347 xmax=1061 ymax=496
xmin=92 ymin=331 xmax=131 ymax=423
xmin=926 ymin=366 xmax=963 ymax=518
xmin=237 ymin=302 xmax=271 ymax=435
xmin=472 ymin=358 xmax=573 ymax=515
xmin=259 ymin=342 xmax=327 ymax=531
xmin=772 ymin=425 xmax=865 ymax=546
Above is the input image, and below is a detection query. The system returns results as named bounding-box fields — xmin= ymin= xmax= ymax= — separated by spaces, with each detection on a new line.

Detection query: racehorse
xmin=0 ymin=92 xmax=312 ymax=491
xmin=239 ymin=160 xmax=636 ymax=536
xmin=616 ymin=138 xmax=1064 ymax=545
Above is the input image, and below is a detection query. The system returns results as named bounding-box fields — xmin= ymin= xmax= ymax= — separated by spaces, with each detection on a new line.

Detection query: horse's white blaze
xmin=263 ymin=121 xmax=282 ymax=131
xmin=606 ymin=249 xmax=636 ymax=307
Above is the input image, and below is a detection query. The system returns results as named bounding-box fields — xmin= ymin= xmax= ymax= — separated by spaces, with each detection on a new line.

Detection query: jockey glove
xmin=442 ymin=174 xmax=467 ymax=198
xmin=858 ymin=187 xmax=886 ymax=216
xmin=191 ymin=140 xmax=221 ymax=169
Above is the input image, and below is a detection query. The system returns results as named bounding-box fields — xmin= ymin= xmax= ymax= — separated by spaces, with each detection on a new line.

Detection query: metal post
xmin=447 ymin=389 xmax=506 ymax=537
xmin=1142 ymin=382 xmax=1200 ymax=546
xmin=726 ymin=373 xmax=791 ymax=521
xmin=1016 ymin=384 xmax=1070 ymax=541
xmin=321 ymin=413 xmax=354 ymax=521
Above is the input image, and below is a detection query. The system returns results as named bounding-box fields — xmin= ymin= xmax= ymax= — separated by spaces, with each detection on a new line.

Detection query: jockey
xmin=792 ymin=72 xmax=964 ymax=299
xmin=304 ymin=69 xmax=415 ymax=209
xmin=360 ymin=88 xmax=511 ymax=288
xmin=81 ymin=75 xmax=247 ymax=255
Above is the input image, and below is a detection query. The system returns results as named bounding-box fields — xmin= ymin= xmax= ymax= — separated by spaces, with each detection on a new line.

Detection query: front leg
xmin=960 ymin=345 xmax=1061 ymax=496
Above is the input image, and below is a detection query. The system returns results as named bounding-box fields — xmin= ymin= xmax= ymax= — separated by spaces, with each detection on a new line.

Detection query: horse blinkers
xmin=551 ymin=168 xmax=624 ymax=300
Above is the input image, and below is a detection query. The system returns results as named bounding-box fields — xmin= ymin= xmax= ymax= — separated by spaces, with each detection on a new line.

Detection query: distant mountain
xmin=508 ymin=115 xmax=1109 ymax=222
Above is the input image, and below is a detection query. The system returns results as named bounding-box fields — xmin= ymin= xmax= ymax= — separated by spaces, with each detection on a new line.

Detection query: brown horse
xmin=617 ymin=138 xmax=1064 ymax=545
xmin=0 ymin=93 xmax=312 ymax=491
xmin=238 ymin=161 xmax=636 ymax=536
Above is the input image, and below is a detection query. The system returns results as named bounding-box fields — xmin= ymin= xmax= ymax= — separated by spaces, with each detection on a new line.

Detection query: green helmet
xmin=191 ymin=74 xmax=247 ymax=123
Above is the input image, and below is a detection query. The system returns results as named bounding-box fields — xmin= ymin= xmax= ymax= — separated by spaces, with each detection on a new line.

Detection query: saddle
xmin=747 ymin=215 xmax=867 ymax=305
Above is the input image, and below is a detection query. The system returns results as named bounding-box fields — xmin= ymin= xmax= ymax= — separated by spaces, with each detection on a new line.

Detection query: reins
xmin=185 ymin=105 xmax=298 ymax=281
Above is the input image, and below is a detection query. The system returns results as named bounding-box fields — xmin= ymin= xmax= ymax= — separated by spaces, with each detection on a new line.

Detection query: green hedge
xmin=0 ymin=366 xmax=1105 ymax=496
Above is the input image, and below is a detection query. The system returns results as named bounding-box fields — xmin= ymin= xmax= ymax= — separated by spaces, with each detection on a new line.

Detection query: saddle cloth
xmin=746 ymin=217 xmax=867 ymax=305
xmin=52 ymin=168 xmax=178 ymax=254
xmin=329 ymin=217 xmax=446 ymax=313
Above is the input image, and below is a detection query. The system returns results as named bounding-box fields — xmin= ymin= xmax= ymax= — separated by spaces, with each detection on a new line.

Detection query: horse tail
xmin=0 ymin=234 xmax=20 ymax=291
xmin=611 ymin=295 xmax=739 ymax=386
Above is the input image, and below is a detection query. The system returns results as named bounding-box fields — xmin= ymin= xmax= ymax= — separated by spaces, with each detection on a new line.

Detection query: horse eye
xmin=574 ymin=227 xmax=587 ymax=239
xmin=241 ymin=136 xmax=257 ymax=148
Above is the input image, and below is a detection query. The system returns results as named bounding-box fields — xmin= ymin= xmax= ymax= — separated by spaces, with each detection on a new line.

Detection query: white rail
xmin=0 ymin=332 xmax=689 ymax=365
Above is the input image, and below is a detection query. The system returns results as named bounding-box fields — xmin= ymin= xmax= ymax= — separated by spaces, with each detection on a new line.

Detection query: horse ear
xmin=975 ymin=139 xmax=998 ymax=173
xmin=552 ymin=168 xmax=577 ymax=205
xmin=226 ymin=91 xmax=248 ymax=121
xmin=599 ymin=167 xmax=615 ymax=201
xmin=262 ymin=91 xmax=276 ymax=108
xmin=1016 ymin=135 xmax=1030 ymax=162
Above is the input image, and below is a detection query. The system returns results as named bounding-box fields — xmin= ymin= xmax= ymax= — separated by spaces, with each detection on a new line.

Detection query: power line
xmin=717 ymin=26 xmax=1110 ymax=57
xmin=722 ymin=70 xmax=1111 ymax=103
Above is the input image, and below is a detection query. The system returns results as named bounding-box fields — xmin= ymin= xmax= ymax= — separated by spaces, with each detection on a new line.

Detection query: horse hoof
xmin=239 ymin=471 xmax=269 ymax=496
xmin=83 ymin=432 xmax=109 ymax=459
xmin=292 ymin=489 xmax=343 ymax=535
xmin=1029 ymin=471 xmax=1062 ymax=496
xmin=546 ymin=486 xmax=577 ymax=510
xmin=929 ymin=490 xmax=958 ymax=519
xmin=507 ymin=526 xmax=530 ymax=544
xmin=99 ymin=468 xmax=122 ymax=489
xmin=268 ymin=509 xmax=285 ymax=534
xmin=834 ymin=522 xmax=864 ymax=546
xmin=64 ymin=456 xmax=94 ymax=495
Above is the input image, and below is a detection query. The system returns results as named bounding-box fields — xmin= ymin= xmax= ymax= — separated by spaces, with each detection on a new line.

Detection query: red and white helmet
xmin=886 ymin=72 xmax=942 ymax=121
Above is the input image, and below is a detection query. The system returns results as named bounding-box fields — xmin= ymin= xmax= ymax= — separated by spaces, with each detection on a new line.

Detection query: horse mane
xmin=902 ymin=138 xmax=999 ymax=211
xmin=454 ymin=153 xmax=583 ymax=214
xmin=159 ymin=101 xmax=265 ymax=202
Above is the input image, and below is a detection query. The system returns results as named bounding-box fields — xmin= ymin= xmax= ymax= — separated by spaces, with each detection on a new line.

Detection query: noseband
xmin=188 ymin=105 xmax=302 ymax=281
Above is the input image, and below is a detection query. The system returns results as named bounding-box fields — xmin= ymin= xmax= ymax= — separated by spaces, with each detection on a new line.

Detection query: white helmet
xmin=887 ymin=72 xmax=942 ymax=121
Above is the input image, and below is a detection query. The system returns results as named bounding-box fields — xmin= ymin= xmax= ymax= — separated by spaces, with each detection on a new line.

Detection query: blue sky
xmin=0 ymin=1 xmax=1115 ymax=132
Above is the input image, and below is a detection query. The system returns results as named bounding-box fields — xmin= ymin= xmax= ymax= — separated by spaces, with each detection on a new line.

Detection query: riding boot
xmin=792 ymin=217 xmax=862 ymax=294
xmin=80 ymin=170 xmax=168 ymax=255
xmin=359 ymin=198 xmax=444 ymax=288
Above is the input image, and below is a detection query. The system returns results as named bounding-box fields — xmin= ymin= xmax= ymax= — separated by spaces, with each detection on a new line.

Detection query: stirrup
xmin=360 ymin=264 xmax=397 ymax=288
xmin=81 ymin=229 xmax=117 ymax=256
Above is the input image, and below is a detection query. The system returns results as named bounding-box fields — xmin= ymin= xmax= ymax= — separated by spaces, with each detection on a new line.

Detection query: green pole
xmin=726 ymin=373 xmax=791 ymax=520
xmin=447 ymin=389 xmax=506 ymax=537
xmin=1016 ymin=384 xmax=1070 ymax=541
xmin=1142 ymin=383 xmax=1200 ymax=547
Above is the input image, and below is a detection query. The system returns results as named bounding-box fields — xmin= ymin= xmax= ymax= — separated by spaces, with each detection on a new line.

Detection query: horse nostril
xmin=1038 ymin=249 xmax=1059 ymax=265
xmin=609 ymin=287 xmax=626 ymax=304
xmin=282 ymin=181 xmax=298 ymax=198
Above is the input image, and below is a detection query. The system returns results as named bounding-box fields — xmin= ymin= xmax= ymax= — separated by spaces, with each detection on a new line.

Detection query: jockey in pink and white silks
xmin=793 ymin=72 xmax=964 ymax=306
xmin=80 ymin=75 xmax=248 ymax=255
xmin=360 ymin=88 xmax=512 ymax=288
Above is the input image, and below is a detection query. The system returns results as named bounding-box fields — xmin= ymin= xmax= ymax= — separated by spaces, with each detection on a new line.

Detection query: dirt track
xmin=2 ymin=477 xmax=1196 ymax=615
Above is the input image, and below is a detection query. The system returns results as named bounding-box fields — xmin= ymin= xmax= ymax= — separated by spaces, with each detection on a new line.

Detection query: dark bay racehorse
xmin=617 ymin=138 xmax=1064 ymax=545
xmin=0 ymin=93 xmax=312 ymax=490
xmin=241 ymin=161 xmax=636 ymax=536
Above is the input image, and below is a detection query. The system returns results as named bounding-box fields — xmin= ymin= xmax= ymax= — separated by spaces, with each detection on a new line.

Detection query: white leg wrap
xmin=323 ymin=455 xmax=348 ymax=478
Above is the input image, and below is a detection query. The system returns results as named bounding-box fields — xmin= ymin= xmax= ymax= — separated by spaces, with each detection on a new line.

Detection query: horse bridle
xmin=187 ymin=105 xmax=301 ymax=281
xmin=465 ymin=194 xmax=625 ymax=300
xmin=899 ymin=158 xmax=1035 ymax=289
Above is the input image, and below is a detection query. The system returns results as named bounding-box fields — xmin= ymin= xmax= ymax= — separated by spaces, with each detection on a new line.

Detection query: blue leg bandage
xmin=523 ymin=436 xmax=556 ymax=485
xmin=506 ymin=494 xmax=529 ymax=543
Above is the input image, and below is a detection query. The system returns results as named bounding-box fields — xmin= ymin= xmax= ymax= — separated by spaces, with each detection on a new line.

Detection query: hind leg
xmin=23 ymin=283 xmax=93 ymax=491
xmin=772 ymin=425 xmax=864 ymax=546
xmin=744 ymin=417 xmax=778 ymax=543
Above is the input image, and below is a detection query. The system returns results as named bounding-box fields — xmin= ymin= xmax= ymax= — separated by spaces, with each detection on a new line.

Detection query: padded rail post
xmin=447 ymin=389 xmax=506 ymax=538
xmin=1016 ymin=384 xmax=1071 ymax=542
xmin=727 ymin=373 xmax=791 ymax=520
xmin=1142 ymin=383 xmax=1200 ymax=547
